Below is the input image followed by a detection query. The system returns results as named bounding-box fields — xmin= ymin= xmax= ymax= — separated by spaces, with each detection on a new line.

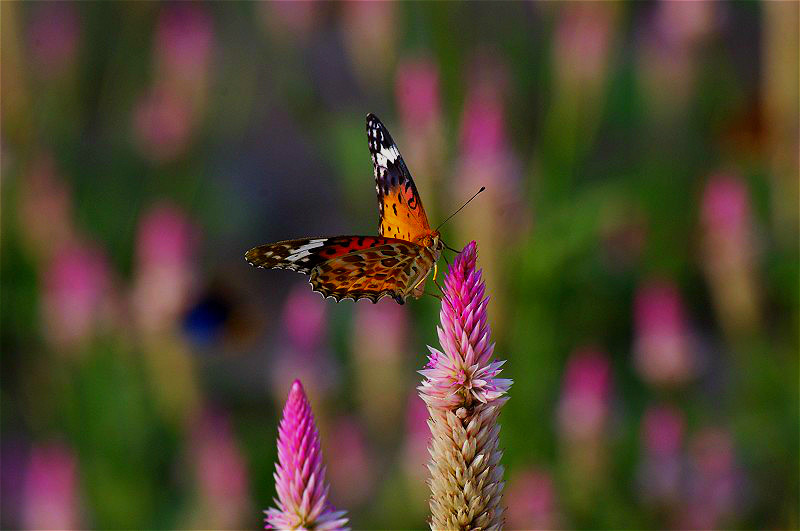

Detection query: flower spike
xmin=418 ymin=241 xmax=512 ymax=530
xmin=264 ymin=380 xmax=349 ymax=531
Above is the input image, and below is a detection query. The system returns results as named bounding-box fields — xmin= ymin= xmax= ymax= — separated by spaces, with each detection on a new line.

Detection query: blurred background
xmin=1 ymin=2 xmax=798 ymax=529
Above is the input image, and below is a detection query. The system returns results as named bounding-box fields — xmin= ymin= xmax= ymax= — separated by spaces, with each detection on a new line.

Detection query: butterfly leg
xmin=433 ymin=277 xmax=445 ymax=295
xmin=424 ymin=291 xmax=442 ymax=301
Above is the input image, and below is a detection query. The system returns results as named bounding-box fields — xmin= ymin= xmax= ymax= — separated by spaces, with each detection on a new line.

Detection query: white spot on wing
xmin=286 ymin=239 xmax=326 ymax=263
xmin=374 ymin=145 xmax=400 ymax=167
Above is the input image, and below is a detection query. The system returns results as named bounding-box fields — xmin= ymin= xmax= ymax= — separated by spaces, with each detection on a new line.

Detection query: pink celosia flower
xmin=264 ymin=380 xmax=348 ymax=531
xmin=258 ymin=1 xmax=319 ymax=45
xmin=353 ymin=300 xmax=409 ymax=435
xmin=553 ymin=3 xmax=615 ymax=88
xmin=341 ymin=1 xmax=397 ymax=84
xmin=394 ymin=55 xmax=445 ymax=219
xmin=42 ymin=241 xmax=112 ymax=349
xmin=557 ymin=347 xmax=612 ymax=441
xmin=131 ymin=202 xmax=198 ymax=334
xmin=395 ymin=57 xmax=441 ymax=129
xmin=189 ymin=408 xmax=251 ymax=529
xmin=271 ymin=286 xmax=339 ymax=408
xmin=505 ymin=469 xmax=560 ymax=530
xmin=325 ymin=417 xmax=375 ymax=509
xmin=633 ymin=280 xmax=695 ymax=386
xmin=132 ymin=86 xmax=193 ymax=163
xmin=155 ymin=4 xmax=214 ymax=82
xmin=22 ymin=443 xmax=82 ymax=530
xmin=700 ymin=173 xmax=761 ymax=333
xmin=17 ymin=155 xmax=76 ymax=262
xmin=418 ymin=241 xmax=512 ymax=530
xmin=419 ymin=242 xmax=511 ymax=409
xmin=452 ymin=57 xmax=527 ymax=331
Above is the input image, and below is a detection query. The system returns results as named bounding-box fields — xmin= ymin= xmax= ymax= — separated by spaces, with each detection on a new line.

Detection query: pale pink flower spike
xmin=418 ymin=241 xmax=512 ymax=530
xmin=419 ymin=241 xmax=512 ymax=409
xmin=264 ymin=380 xmax=348 ymax=531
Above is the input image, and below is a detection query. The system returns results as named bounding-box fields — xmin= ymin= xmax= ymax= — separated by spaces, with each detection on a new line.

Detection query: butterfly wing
xmin=310 ymin=241 xmax=434 ymax=303
xmin=245 ymin=236 xmax=401 ymax=274
xmin=366 ymin=113 xmax=431 ymax=241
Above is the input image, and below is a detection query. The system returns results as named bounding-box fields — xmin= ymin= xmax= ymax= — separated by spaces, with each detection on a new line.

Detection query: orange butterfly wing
xmin=367 ymin=114 xmax=432 ymax=242
xmin=244 ymin=236 xmax=435 ymax=303
xmin=310 ymin=241 xmax=435 ymax=304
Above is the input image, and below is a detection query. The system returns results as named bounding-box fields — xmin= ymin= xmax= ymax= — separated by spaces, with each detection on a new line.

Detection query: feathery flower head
xmin=264 ymin=380 xmax=348 ymax=531
xmin=418 ymin=241 xmax=512 ymax=530
xmin=419 ymin=241 xmax=512 ymax=409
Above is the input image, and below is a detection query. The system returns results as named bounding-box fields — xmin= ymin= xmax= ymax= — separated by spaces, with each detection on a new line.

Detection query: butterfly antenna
xmin=435 ymin=186 xmax=486 ymax=232
xmin=442 ymin=241 xmax=460 ymax=254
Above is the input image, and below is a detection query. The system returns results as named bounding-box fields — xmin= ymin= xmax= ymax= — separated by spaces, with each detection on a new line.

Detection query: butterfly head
xmin=417 ymin=231 xmax=444 ymax=255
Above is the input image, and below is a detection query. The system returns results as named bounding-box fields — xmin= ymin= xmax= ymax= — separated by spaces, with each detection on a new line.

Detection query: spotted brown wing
xmin=310 ymin=241 xmax=434 ymax=304
xmin=245 ymin=235 xmax=399 ymax=274
xmin=366 ymin=113 xmax=431 ymax=241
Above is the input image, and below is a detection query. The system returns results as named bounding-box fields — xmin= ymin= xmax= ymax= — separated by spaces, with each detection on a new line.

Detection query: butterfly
xmin=245 ymin=113 xmax=443 ymax=304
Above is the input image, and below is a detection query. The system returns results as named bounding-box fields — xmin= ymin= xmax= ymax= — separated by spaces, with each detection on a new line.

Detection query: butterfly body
xmin=245 ymin=114 xmax=443 ymax=304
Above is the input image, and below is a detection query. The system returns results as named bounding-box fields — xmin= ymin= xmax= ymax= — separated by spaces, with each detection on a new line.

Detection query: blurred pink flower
xmin=395 ymin=57 xmax=441 ymax=130
xmin=264 ymin=380 xmax=348 ymax=531
xmin=258 ymin=1 xmax=319 ymax=44
xmin=136 ymin=202 xmax=197 ymax=270
xmin=341 ymin=1 xmax=398 ymax=85
xmin=155 ymin=4 xmax=214 ymax=82
xmin=132 ymin=202 xmax=198 ymax=334
xmin=17 ymin=154 xmax=76 ymax=262
xmin=394 ymin=56 xmax=446 ymax=222
xmin=642 ymin=404 xmax=685 ymax=457
xmin=326 ymin=416 xmax=375 ymax=509
xmin=653 ymin=1 xmax=717 ymax=48
xmin=557 ymin=347 xmax=612 ymax=441
xmin=553 ymin=4 xmax=616 ymax=88
xmin=132 ymin=86 xmax=193 ymax=163
xmin=633 ymin=280 xmax=696 ymax=386
xmin=682 ymin=428 xmax=742 ymax=529
xmin=701 ymin=173 xmax=761 ymax=334
xmin=702 ymin=174 xmax=750 ymax=243
xmin=271 ymin=286 xmax=339 ymax=406
xmin=189 ymin=408 xmax=251 ymax=529
xmin=419 ymin=241 xmax=511 ymax=529
xmin=636 ymin=2 xmax=717 ymax=118
xmin=22 ymin=443 xmax=81 ymax=530
xmin=453 ymin=55 xmax=527 ymax=331
xmin=638 ymin=405 xmax=686 ymax=506
xmin=42 ymin=241 xmax=112 ymax=349
xmin=352 ymin=300 xmax=409 ymax=436
xmin=505 ymin=469 xmax=560 ymax=530
xmin=27 ymin=2 xmax=80 ymax=79
xmin=283 ymin=284 xmax=327 ymax=353
xmin=401 ymin=392 xmax=430 ymax=483
xmin=459 ymin=59 xmax=508 ymax=162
